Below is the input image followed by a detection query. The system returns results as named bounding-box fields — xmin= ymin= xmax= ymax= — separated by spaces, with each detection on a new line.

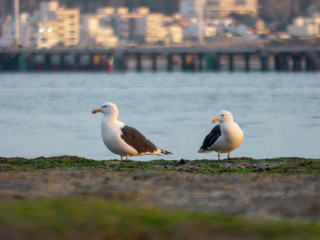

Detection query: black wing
xmin=199 ymin=124 xmax=221 ymax=150
xmin=120 ymin=125 xmax=158 ymax=154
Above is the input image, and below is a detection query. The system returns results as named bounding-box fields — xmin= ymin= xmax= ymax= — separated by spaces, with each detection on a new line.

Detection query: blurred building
xmin=33 ymin=1 xmax=59 ymax=22
xmin=95 ymin=27 xmax=118 ymax=48
xmin=179 ymin=0 xmax=258 ymax=41
xmin=79 ymin=14 xmax=99 ymax=47
xmin=56 ymin=8 xmax=80 ymax=47
xmin=205 ymin=25 xmax=219 ymax=37
xmin=20 ymin=13 xmax=35 ymax=47
xmin=80 ymin=14 xmax=118 ymax=48
xmin=182 ymin=18 xmax=200 ymax=39
xmin=179 ymin=0 xmax=200 ymax=17
xmin=37 ymin=21 xmax=58 ymax=48
xmin=94 ymin=6 xmax=183 ymax=45
xmin=205 ymin=0 xmax=258 ymax=18
xmin=179 ymin=0 xmax=258 ymax=19
xmin=94 ymin=7 xmax=130 ymax=44
xmin=0 ymin=13 xmax=35 ymax=47
xmin=2 ymin=1 xmax=187 ymax=48
xmin=167 ymin=25 xmax=183 ymax=43
xmin=145 ymin=13 xmax=165 ymax=43
xmin=0 ymin=16 xmax=15 ymax=46
xmin=288 ymin=15 xmax=320 ymax=37
xmin=36 ymin=1 xmax=80 ymax=48
xmin=97 ymin=7 xmax=115 ymax=15
xmin=254 ymin=18 xmax=270 ymax=35
xmin=40 ymin=1 xmax=59 ymax=13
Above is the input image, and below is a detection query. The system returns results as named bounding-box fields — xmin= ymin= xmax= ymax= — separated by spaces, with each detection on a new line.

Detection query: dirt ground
xmin=1 ymin=169 xmax=320 ymax=221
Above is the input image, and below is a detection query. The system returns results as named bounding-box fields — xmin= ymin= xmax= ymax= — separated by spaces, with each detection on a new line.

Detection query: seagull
xmin=198 ymin=110 xmax=243 ymax=160
xmin=92 ymin=102 xmax=172 ymax=160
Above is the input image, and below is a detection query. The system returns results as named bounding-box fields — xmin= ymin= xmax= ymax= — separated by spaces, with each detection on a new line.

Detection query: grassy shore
xmin=1 ymin=156 xmax=320 ymax=240
xmin=1 ymin=197 xmax=320 ymax=240
xmin=1 ymin=155 xmax=320 ymax=174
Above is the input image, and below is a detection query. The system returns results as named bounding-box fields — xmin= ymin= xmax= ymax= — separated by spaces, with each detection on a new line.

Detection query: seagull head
xmin=211 ymin=110 xmax=233 ymax=123
xmin=92 ymin=102 xmax=119 ymax=118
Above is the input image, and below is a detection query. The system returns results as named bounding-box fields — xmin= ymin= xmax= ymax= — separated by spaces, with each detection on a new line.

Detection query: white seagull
xmin=198 ymin=110 xmax=243 ymax=160
xmin=92 ymin=102 xmax=172 ymax=160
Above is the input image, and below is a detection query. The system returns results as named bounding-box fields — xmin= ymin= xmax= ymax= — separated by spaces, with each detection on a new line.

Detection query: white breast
xmin=212 ymin=122 xmax=243 ymax=153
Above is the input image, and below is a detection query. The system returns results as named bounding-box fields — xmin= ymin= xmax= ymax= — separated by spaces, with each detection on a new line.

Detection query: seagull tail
xmin=198 ymin=148 xmax=211 ymax=153
xmin=198 ymin=148 xmax=204 ymax=153
xmin=160 ymin=149 xmax=172 ymax=155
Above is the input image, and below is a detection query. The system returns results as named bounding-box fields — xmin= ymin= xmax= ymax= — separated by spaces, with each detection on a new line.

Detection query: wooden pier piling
xmin=152 ymin=53 xmax=157 ymax=72
xmin=292 ymin=54 xmax=302 ymax=71
xmin=211 ymin=53 xmax=220 ymax=71
xmin=1 ymin=48 xmax=320 ymax=72
xmin=136 ymin=53 xmax=142 ymax=72
xmin=198 ymin=53 xmax=204 ymax=71
xmin=167 ymin=54 xmax=173 ymax=72
xmin=244 ymin=53 xmax=250 ymax=71
xmin=228 ymin=53 xmax=234 ymax=71
xmin=305 ymin=53 xmax=318 ymax=71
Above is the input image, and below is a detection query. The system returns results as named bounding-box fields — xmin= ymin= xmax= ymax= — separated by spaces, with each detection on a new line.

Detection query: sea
xmin=0 ymin=72 xmax=319 ymax=160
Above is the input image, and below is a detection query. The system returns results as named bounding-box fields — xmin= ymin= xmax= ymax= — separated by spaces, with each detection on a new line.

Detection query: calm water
xmin=0 ymin=72 xmax=319 ymax=160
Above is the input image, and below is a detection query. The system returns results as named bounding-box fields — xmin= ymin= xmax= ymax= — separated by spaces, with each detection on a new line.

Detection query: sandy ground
xmin=1 ymin=169 xmax=320 ymax=221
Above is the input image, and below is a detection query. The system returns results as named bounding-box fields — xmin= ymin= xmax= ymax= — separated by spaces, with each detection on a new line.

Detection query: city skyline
xmin=0 ymin=0 xmax=320 ymax=49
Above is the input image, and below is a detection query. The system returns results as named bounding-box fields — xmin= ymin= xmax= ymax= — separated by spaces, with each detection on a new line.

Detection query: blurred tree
xmin=228 ymin=13 xmax=254 ymax=24
xmin=61 ymin=0 xmax=178 ymax=13
xmin=258 ymin=0 xmax=318 ymax=24
xmin=20 ymin=0 xmax=38 ymax=13
xmin=0 ymin=0 xmax=11 ymax=19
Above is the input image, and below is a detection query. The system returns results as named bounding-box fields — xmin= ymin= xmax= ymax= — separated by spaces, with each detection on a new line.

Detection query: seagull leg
xmin=126 ymin=155 xmax=128 ymax=161
xmin=227 ymin=152 xmax=230 ymax=159
xmin=121 ymin=156 xmax=123 ymax=161
xmin=218 ymin=151 xmax=221 ymax=160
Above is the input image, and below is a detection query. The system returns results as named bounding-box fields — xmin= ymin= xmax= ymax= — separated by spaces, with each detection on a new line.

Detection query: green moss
xmin=0 ymin=197 xmax=319 ymax=240
xmin=1 ymin=156 xmax=320 ymax=174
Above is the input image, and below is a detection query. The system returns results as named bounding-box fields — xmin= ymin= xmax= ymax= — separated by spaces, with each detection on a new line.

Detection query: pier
xmin=0 ymin=47 xmax=320 ymax=72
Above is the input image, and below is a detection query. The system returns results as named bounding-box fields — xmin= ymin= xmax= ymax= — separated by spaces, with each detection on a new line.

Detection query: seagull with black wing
xmin=92 ymin=102 xmax=172 ymax=160
xmin=198 ymin=110 xmax=243 ymax=160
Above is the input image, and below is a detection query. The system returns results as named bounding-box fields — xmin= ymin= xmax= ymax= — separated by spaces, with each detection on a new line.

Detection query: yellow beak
xmin=91 ymin=109 xmax=101 ymax=114
xmin=211 ymin=117 xmax=220 ymax=123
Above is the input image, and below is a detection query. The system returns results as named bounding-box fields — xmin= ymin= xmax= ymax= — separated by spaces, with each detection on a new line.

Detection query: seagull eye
xmin=221 ymin=114 xmax=225 ymax=117
xmin=102 ymin=105 xmax=107 ymax=108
